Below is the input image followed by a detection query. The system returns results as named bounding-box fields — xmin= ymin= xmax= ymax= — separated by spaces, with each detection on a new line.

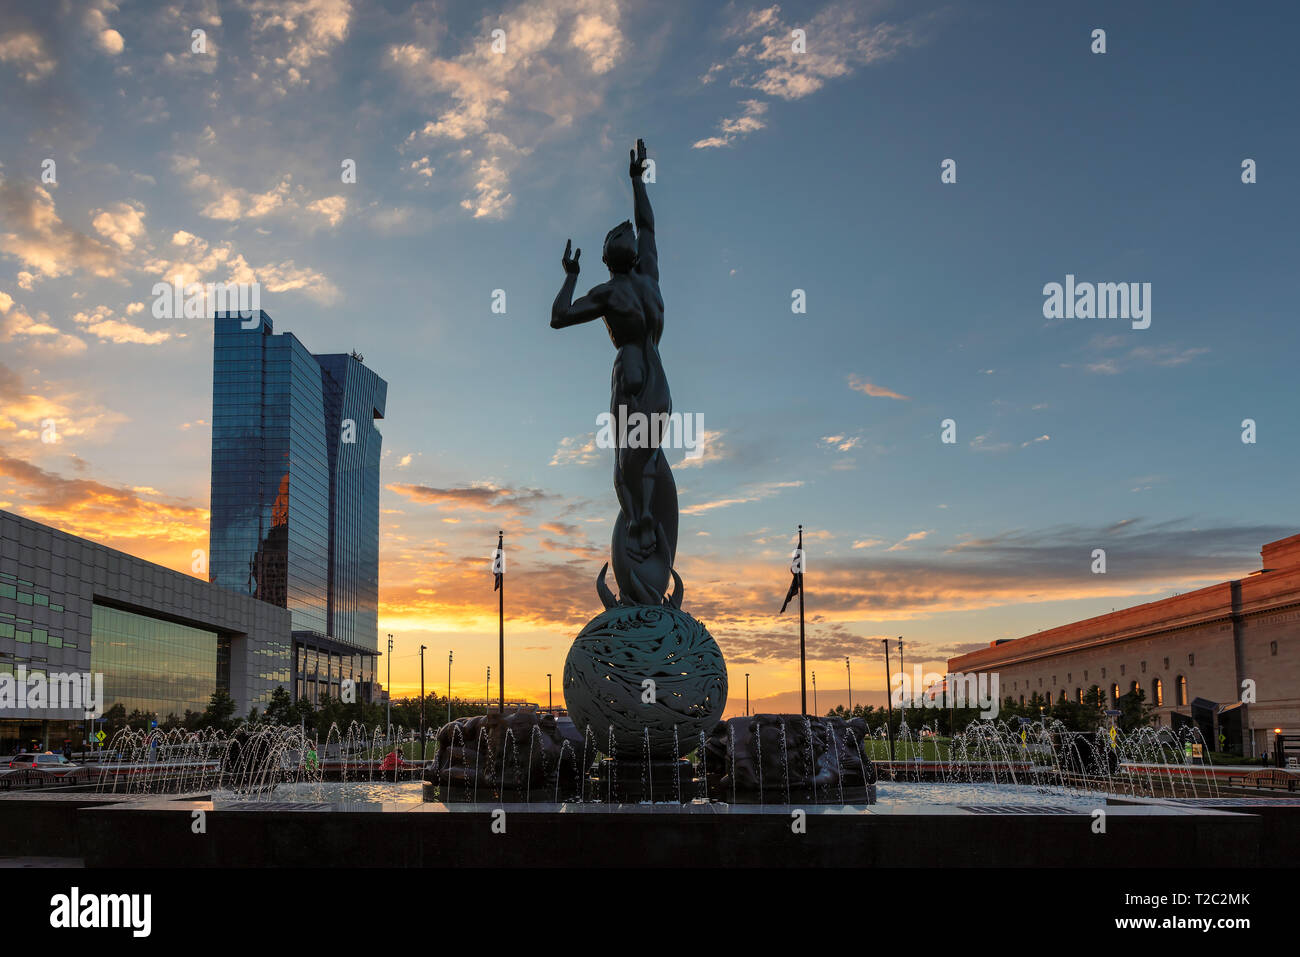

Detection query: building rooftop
xmin=948 ymin=534 xmax=1300 ymax=672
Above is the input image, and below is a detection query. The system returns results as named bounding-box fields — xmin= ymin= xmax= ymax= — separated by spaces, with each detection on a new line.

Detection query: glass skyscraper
xmin=209 ymin=312 xmax=387 ymax=652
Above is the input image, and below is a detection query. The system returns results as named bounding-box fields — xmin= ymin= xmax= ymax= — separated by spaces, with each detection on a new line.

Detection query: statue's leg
xmin=635 ymin=446 xmax=661 ymax=551
xmin=652 ymin=451 xmax=678 ymax=566
xmin=618 ymin=441 xmax=657 ymax=559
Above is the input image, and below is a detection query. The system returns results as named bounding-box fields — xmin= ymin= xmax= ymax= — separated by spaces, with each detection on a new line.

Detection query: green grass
xmin=858 ymin=738 xmax=950 ymax=761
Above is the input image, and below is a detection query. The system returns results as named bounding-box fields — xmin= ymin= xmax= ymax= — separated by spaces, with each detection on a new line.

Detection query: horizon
xmin=2 ymin=0 xmax=1298 ymax=717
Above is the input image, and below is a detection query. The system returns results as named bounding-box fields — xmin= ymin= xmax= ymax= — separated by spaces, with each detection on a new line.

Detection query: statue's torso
xmin=602 ymin=272 xmax=663 ymax=349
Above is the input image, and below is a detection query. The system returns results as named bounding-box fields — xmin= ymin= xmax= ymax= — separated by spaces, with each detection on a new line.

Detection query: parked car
xmin=6 ymin=753 xmax=76 ymax=770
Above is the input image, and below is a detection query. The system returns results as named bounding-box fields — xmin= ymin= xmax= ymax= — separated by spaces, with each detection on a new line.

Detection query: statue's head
xmin=602 ymin=220 xmax=637 ymax=273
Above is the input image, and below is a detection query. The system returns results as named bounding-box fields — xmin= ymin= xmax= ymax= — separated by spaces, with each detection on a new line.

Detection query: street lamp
xmin=845 ymin=656 xmax=852 ymax=713
xmin=812 ymin=671 xmax=818 ymax=716
xmin=447 ymin=650 xmax=453 ymax=726
xmin=897 ymin=636 xmax=905 ymax=731
xmin=547 ymin=673 xmax=552 ymax=713
xmin=419 ymin=644 xmax=427 ymax=760
xmin=386 ymin=634 xmax=393 ymax=744
xmin=745 ymin=673 xmax=750 ymax=716
xmin=486 ymin=665 xmax=491 ymax=712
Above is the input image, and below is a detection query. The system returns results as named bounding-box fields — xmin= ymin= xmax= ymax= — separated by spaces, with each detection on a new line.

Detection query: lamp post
xmin=419 ymin=644 xmax=427 ymax=761
xmin=897 ymin=635 xmax=905 ymax=732
xmin=745 ymin=673 xmax=750 ymax=716
xmin=386 ymin=634 xmax=393 ymax=744
xmin=486 ymin=666 xmax=490 ymax=712
xmin=845 ymin=656 xmax=852 ymax=713
xmin=447 ymin=650 xmax=453 ymax=726
xmin=547 ymin=673 xmax=552 ymax=714
xmin=881 ymin=639 xmax=895 ymax=762
xmin=947 ymin=671 xmax=954 ymax=738
xmin=812 ymin=671 xmax=818 ymax=716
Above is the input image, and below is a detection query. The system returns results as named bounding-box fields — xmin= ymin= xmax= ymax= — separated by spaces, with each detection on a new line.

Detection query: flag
xmin=780 ymin=527 xmax=804 ymax=613
xmin=492 ymin=531 xmax=504 ymax=591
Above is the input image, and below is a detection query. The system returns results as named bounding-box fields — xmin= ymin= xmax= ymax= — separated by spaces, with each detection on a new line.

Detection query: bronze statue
xmin=551 ymin=138 xmax=680 ymax=608
xmin=552 ymin=139 xmax=726 ymax=760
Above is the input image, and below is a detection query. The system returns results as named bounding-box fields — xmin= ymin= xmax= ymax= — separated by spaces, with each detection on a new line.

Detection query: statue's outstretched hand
xmin=629 ymin=138 xmax=647 ymax=179
xmin=562 ymin=239 xmax=581 ymax=275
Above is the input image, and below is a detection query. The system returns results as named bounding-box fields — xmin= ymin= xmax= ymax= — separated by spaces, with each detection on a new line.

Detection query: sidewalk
xmin=0 ymin=857 xmax=84 ymax=868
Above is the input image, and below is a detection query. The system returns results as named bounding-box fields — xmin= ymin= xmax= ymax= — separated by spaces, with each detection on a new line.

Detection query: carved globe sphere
xmin=562 ymin=605 xmax=727 ymax=759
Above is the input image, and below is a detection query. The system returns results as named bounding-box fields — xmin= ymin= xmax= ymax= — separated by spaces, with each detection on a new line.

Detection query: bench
xmin=1225 ymin=768 xmax=1300 ymax=792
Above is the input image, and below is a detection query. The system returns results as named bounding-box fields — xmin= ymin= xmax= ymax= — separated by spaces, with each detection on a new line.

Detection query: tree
xmin=1116 ymin=688 xmax=1156 ymax=731
xmin=196 ymin=689 xmax=237 ymax=733
xmin=102 ymin=703 xmax=128 ymax=736
xmin=264 ymin=686 xmax=294 ymax=725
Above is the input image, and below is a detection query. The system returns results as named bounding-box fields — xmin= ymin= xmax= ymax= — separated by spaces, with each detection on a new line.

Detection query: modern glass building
xmin=89 ymin=605 xmax=230 ymax=719
xmin=0 ymin=509 xmax=292 ymax=752
xmin=209 ymin=312 xmax=387 ymax=664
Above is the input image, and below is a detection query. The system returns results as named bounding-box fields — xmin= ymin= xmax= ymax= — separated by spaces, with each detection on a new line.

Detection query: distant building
xmin=209 ymin=312 xmax=386 ymax=701
xmin=948 ymin=534 xmax=1300 ymax=757
xmin=0 ymin=510 xmax=291 ymax=752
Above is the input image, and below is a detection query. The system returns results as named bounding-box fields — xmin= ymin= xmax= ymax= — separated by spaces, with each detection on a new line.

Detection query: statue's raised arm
xmin=550 ymin=239 xmax=610 ymax=329
xmin=629 ymin=138 xmax=658 ymax=282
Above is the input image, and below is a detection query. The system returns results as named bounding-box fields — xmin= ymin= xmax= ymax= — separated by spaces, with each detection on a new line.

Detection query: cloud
xmin=820 ymin=434 xmax=860 ymax=452
xmin=0 ymin=30 xmax=56 ymax=83
xmin=1081 ymin=335 xmax=1210 ymax=375
xmin=681 ymin=480 xmax=802 ymax=516
xmin=887 ymin=529 xmax=930 ymax=551
xmin=969 ymin=433 xmax=1011 ymax=453
xmin=386 ymin=0 xmax=625 ymax=218
xmin=847 ymin=373 xmax=908 ymax=400
xmin=550 ymin=433 xmax=600 ymax=466
xmin=141 ymin=229 xmax=339 ymax=303
xmin=90 ymin=201 xmax=147 ymax=251
xmin=71 ymin=306 xmax=175 ymax=345
xmin=172 ymin=155 xmax=292 ymax=221
xmin=172 ymin=155 xmax=349 ymax=230
xmin=0 ymin=297 xmax=86 ymax=354
xmin=0 ymin=364 xmax=126 ymax=441
xmin=387 ymin=481 xmax=554 ymax=516
xmin=244 ymin=0 xmax=352 ymax=88
xmin=0 ymin=448 xmax=206 ymax=569
xmin=674 ymin=429 xmax=728 ymax=469
xmin=698 ymin=1 xmax=925 ymax=147
xmin=306 ymin=195 xmax=347 ymax=227
xmin=0 ymin=177 xmax=126 ymax=279
xmin=693 ymin=99 xmax=768 ymax=150
xmin=84 ymin=3 xmax=126 ymax=57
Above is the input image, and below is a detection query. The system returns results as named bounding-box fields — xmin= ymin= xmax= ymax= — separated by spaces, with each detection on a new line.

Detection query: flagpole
xmin=497 ymin=530 xmax=505 ymax=715
xmin=798 ymin=524 xmax=806 ymax=716
xmin=882 ymin=638 xmax=895 ymax=762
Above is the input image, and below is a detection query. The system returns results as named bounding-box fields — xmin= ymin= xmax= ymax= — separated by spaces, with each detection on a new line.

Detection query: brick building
xmin=947 ymin=534 xmax=1300 ymax=757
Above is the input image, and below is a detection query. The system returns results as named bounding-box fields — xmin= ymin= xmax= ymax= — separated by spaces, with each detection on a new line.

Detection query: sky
xmin=1 ymin=0 xmax=1298 ymax=715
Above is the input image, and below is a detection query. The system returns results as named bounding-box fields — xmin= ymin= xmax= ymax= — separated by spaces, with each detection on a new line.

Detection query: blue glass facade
xmin=209 ymin=313 xmax=386 ymax=653
xmin=316 ymin=354 xmax=386 ymax=649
